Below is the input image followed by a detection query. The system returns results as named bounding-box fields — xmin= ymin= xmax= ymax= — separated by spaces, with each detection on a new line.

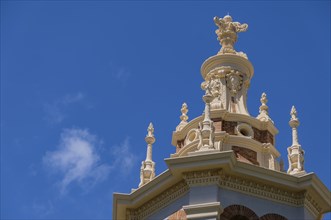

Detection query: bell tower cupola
xmin=201 ymin=15 xmax=253 ymax=115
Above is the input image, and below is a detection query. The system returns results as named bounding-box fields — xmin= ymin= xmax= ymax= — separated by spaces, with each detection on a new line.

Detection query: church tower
xmin=113 ymin=15 xmax=331 ymax=220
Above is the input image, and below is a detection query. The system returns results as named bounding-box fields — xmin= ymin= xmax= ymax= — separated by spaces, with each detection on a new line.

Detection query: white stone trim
xmin=304 ymin=192 xmax=323 ymax=218
xmin=181 ymin=169 xmax=313 ymax=209
xmin=183 ymin=169 xmax=222 ymax=187
xmin=183 ymin=202 xmax=223 ymax=220
xmin=219 ymin=172 xmax=305 ymax=206
xmin=127 ymin=181 xmax=189 ymax=220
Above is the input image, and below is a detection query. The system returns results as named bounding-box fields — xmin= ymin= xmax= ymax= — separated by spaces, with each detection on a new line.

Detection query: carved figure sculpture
xmin=214 ymin=15 xmax=248 ymax=54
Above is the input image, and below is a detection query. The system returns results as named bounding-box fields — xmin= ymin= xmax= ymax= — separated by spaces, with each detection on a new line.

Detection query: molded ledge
xmin=183 ymin=202 xmax=223 ymax=220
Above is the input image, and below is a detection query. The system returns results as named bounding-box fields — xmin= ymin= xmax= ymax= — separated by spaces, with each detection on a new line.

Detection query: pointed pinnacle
xmin=260 ymin=92 xmax=268 ymax=105
xmin=145 ymin=122 xmax=155 ymax=144
xmin=289 ymin=106 xmax=300 ymax=128
xmin=147 ymin=122 xmax=154 ymax=137
xmin=290 ymin=106 xmax=298 ymax=120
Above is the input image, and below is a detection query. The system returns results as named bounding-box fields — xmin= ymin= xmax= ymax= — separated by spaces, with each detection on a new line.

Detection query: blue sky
xmin=1 ymin=1 xmax=330 ymax=219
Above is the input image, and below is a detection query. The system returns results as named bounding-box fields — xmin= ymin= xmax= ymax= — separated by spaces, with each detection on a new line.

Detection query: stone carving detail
xmin=183 ymin=169 xmax=222 ymax=186
xmin=182 ymin=169 xmax=318 ymax=212
xmin=127 ymin=181 xmax=189 ymax=220
xmin=287 ymin=106 xmax=306 ymax=176
xmin=185 ymin=129 xmax=199 ymax=145
xmin=257 ymin=92 xmax=273 ymax=122
xmin=218 ymin=173 xmax=306 ymax=206
xmin=201 ymin=66 xmax=249 ymax=114
xmin=226 ymin=70 xmax=243 ymax=96
xmin=214 ymin=15 xmax=248 ymax=56
xmin=304 ymin=192 xmax=323 ymax=217
xmin=176 ymin=103 xmax=189 ymax=131
xmin=201 ymin=67 xmax=228 ymax=111
xmin=196 ymin=93 xmax=215 ymax=151
xmin=129 ymin=170 xmax=322 ymax=219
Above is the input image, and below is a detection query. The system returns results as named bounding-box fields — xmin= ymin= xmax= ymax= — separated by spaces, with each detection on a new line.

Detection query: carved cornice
xmin=126 ymin=169 xmax=324 ymax=220
xmin=181 ymin=169 xmax=312 ymax=210
xmin=126 ymin=181 xmax=189 ymax=220
xmin=219 ymin=172 xmax=306 ymax=206
xmin=182 ymin=169 xmax=306 ymax=207
xmin=304 ymin=192 xmax=323 ymax=218
xmin=183 ymin=169 xmax=222 ymax=186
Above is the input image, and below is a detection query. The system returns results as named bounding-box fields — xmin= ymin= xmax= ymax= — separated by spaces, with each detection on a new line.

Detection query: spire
xmin=176 ymin=103 xmax=189 ymax=131
xmin=214 ymin=15 xmax=248 ymax=55
xmin=289 ymin=106 xmax=300 ymax=146
xmin=256 ymin=92 xmax=273 ymax=123
xmin=139 ymin=123 xmax=156 ymax=187
xmin=287 ymin=106 xmax=306 ymax=176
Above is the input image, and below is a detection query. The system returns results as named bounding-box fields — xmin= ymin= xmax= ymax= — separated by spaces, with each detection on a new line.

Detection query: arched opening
xmin=260 ymin=213 xmax=288 ymax=220
xmin=230 ymin=215 xmax=250 ymax=220
xmin=220 ymin=204 xmax=259 ymax=220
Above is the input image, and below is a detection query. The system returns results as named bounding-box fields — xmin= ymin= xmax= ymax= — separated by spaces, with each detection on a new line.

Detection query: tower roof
xmin=113 ymin=15 xmax=331 ymax=220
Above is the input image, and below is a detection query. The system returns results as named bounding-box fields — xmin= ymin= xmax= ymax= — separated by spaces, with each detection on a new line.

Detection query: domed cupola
xmin=171 ymin=15 xmax=280 ymax=171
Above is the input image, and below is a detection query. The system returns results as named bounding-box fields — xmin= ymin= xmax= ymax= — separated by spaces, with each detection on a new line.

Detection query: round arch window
xmin=236 ymin=123 xmax=254 ymax=138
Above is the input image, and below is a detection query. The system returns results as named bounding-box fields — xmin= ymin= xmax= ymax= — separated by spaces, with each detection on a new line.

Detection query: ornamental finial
xmin=176 ymin=103 xmax=189 ymax=131
xmin=287 ymin=106 xmax=306 ymax=176
xmin=290 ymin=106 xmax=298 ymax=122
xmin=146 ymin=122 xmax=155 ymax=144
xmin=180 ymin=103 xmax=189 ymax=122
xmin=289 ymin=106 xmax=300 ymax=145
xmin=139 ymin=123 xmax=156 ymax=187
xmin=214 ymin=15 xmax=248 ymax=55
xmin=196 ymin=93 xmax=214 ymax=151
xmin=260 ymin=92 xmax=268 ymax=106
xmin=289 ymin=106 xmax=300 ymax=129
xmin=257 ymin=92 xmax=273 ymax=123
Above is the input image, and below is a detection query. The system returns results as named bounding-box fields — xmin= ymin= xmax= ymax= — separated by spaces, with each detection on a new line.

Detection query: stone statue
xmin=214 ymin=15 xmax=248 ymax=54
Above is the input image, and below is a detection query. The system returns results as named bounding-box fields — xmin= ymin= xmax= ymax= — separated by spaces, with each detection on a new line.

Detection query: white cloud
xmin=43 ymin=128 xmax=111 ymax=194
xmin=110 ymin=138 xmax=137 ymax=174
xmin=61 ymin=92 xmax=85 ymax=104
xmin=31 ymin=199 xmax=54 ymax=218
xmin=109 ymin=62 xmax=131 ymax=84
xmin=44 ymin=92 xmax=85 ymax=124
xmin=114 ymin=68 xmax=130 ymax=82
